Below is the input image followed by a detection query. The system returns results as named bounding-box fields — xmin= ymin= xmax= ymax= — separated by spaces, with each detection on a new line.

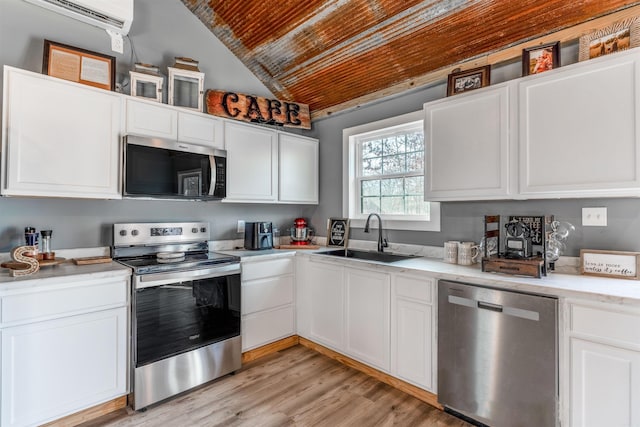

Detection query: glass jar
xmin=40 ymin=230 xmax=53 ymax=258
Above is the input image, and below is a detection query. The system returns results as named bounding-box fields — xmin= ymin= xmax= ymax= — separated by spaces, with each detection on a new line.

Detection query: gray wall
xmin=2 ymin=0 xmax=640 ymax=256
xmin=308 ymin=44 xmax=640 ymax=256
xmin=0 ymin=0 xmax=313 ymax=251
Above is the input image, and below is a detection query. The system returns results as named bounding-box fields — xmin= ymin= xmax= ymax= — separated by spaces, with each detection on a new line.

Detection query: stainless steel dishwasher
xmin=438 ymin=280 xmax=558 ymax=427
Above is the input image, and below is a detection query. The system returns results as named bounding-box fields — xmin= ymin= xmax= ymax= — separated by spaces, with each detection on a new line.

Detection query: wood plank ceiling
xmin=182 ymin=0 xmax=640 ymax=119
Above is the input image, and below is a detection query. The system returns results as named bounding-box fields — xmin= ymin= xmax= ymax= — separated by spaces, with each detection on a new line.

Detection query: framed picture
xmin=522 ymin=42 xmax=560 ymax=76
xmin=42 ymin=39 xmax=116 ymax=91
xmin=580 ymin=249 xmax=640 ymax=280
xmin=178 ymin=170 xmax=202 ymax=197
xmin=327 ymin=218 xmax=350 ymax=248
xmin=446 ymin=65 xmax=491 ymax=96
xmin=579 ymin=17 xmax=640 ymax=61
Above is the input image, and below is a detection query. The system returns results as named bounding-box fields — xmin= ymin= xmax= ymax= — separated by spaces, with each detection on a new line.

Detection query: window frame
xmin=343 ymin=110 xmax=441 ymax=232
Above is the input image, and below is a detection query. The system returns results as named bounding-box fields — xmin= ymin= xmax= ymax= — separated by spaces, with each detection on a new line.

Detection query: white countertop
xmin=224 ymin=246 xmax=640 ymax=305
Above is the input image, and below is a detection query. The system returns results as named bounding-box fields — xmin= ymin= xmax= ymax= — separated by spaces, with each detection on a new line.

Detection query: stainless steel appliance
xmin=244 ymin=221 xmax=273 ymax=250
xmin=112 ymin=222 xmax=241 ymax=410
xmin=123 ymin=135 xmax=227 ymax=201
xmin=438 ymin=280 xmax=558 ymax=427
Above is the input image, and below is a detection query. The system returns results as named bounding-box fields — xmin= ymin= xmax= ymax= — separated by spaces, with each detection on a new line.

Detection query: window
xmin=343 ymin=111 xmax=441 ymax=231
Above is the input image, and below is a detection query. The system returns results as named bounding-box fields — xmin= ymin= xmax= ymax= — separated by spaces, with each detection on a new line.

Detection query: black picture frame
xmin=522 ymin=42 xmax=561 ymax=76
xmin=446 ymin=65 xmax=491 ymax=96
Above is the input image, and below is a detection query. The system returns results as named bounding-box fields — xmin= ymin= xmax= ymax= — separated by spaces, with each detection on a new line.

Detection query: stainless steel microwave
xmin=123 ymin=135 xmax=226 ymax=201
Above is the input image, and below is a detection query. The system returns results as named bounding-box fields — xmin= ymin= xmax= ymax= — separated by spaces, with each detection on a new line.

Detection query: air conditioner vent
xmin=41 ymin=0 xmax=125 ymax=29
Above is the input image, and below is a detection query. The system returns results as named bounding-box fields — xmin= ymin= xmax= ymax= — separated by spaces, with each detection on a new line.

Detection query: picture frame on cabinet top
xmin=446 ymin=65 xmax=491 ymax=96
xmin=522 ymin=41 xmax=560 ymax=76
xmin=579 ymin=17 xmax=640 ymax=61
xmin=42 ymin=39 xmax=115 ymax=91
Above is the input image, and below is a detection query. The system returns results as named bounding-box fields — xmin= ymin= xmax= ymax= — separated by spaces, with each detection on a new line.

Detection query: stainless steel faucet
xmin=364 ymin=213 xmax=388 ymax=252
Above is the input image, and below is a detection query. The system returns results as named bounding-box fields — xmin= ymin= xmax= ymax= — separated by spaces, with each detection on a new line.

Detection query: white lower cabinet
xmin=564 ymin=300 xmax=640 ymax=427
xmin=298 ymin=256 xmax=436 ymax=382
xmin=0 ymin=276 xmax=129 ymax=427
xmin=241 ymin=256 xmax=295 ymax=351
xmin=305 ymin=259 xmax=345 ymax=351
xmin=391 ymin=273 xmax=436 ymax=392
xmin=345 ymin=268 xmax=390 ymax=371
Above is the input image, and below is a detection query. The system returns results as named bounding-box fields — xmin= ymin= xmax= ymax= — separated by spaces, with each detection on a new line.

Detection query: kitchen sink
xmin=319 ymin=249 xmax=418 ymax=263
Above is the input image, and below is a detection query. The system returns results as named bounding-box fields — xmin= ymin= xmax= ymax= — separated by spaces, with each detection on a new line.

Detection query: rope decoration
xmin=8 ymin=246 xmax=40 ymax=277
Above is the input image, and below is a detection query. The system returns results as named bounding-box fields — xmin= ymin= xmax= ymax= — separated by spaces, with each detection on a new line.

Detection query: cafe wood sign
xmin=205 ymin=90 xmax=311 ymax=129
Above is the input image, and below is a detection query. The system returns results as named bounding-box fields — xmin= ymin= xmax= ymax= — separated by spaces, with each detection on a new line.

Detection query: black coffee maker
xmin=244 ymin=222 xmax=273 ymax=250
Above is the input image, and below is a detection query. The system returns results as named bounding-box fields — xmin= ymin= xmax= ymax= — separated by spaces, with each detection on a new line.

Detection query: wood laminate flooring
xmin=81 ymin=345 xmax=471 ymax=427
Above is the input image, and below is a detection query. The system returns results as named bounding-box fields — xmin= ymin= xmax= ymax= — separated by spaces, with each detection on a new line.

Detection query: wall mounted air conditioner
xmin=23 ymin=0 xmax=133 ymax=35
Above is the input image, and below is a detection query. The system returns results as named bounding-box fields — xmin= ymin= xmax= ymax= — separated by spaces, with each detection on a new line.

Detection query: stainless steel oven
xmin=113 ymin=222 xmax=241 ymax=410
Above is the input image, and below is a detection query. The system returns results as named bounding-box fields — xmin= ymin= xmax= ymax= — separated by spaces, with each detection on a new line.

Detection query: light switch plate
xmin=582 ymin=207 xmax=607 ymax=226
xmin=237 ymin=220 xmax=245 ymax=233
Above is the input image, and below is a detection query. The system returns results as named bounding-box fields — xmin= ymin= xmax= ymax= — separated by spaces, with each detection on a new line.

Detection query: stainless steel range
xmin=112 ymin=222 xmax=241 ymax=410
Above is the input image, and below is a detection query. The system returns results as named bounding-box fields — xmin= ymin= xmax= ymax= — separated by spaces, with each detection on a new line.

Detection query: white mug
xmin=458 ymin=241 xmax=480 ymax=265
xmin=444 ymin=241 xmax=460 ymax=263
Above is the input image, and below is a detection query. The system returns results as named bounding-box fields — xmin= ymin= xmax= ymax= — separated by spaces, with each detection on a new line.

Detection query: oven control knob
xmin=200 ymin=227 xmax=207 ymax=233
xmin=119 ymin=230 xmax=127 ymax=236
xmin=131 ymin=229 xmax=139 ymax=236
xmin=192 ymin=227 xmax=198 ymax=233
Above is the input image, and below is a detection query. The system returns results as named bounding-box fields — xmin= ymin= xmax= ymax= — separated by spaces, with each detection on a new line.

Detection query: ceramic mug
xmin=444 ymin=241 xmax=460 ymax=263
xmin=458 ymin=241 xmax=480 ymax=265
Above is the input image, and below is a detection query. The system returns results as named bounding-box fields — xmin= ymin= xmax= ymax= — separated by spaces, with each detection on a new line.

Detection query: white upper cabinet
xmin=223 ymin=121 xmax=319 ymax=204
xmin=278 ymin=133 xmax=319 ymax=204
xmin=424 ymin=83 xmax=515 ymax=201
xmin=519 ymin=49 xmax=640 ymax=198
xmin=224 ymin=121 xmax=278 ymax=202
xmin=1 ymin=66 xmax=122 ymax=199
xmin=126 ymin=98 xmax=224 ymax=149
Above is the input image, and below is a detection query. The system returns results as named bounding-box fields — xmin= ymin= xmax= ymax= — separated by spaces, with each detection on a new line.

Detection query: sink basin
xmin=319 ymin=249 xmax=417 ymax=263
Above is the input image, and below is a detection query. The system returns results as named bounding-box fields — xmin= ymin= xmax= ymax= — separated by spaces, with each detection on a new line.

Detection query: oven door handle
xmin=135 ymin=263 xmax=241 ymax=289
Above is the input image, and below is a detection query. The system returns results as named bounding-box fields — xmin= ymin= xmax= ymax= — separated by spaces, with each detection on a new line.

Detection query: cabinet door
xmin=424 ymin=84 xmax=514 ymax=201
xmin=224 ymin=121 xmax=278 ymax=201
xmin=570 ymin=337 xmax=640 ymax=427
xmin=520 ymin=51 xmax=640 ymax=197
xmin=345 ymin=268 xmax=390 ymax=371
xmin=278 ymin=133 xmax=319 ymax=204
xmin=2 ymin=68 xmax=121 ymax=198
xmin=178 ymin=112 xmax=224 ymax=149
xmin=306 ymin=260 xmax=345 ymax=351
xmin=242 ymin=305 xmax=295 ymax=351
xmin=394 ymin=298 xmax=434 ymax=391
xmin=126 ymin=99 xmax=178 ymax=139
xmin=1 ymin=307 xmax=127 ymax=427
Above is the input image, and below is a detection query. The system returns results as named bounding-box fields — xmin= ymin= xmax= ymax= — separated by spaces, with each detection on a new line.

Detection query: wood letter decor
xmin=206 ymin=90 xmax=311 ymax=129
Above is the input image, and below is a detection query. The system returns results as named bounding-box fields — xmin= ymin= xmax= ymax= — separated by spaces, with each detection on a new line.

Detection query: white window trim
xmin=343 ymin=110 xmax=441 ymax=232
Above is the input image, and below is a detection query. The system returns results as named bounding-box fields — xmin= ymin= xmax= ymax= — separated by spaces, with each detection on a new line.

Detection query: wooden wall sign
xmin=580 ymin=249 xmax=640 ymax=280
xmin=205 ymin=90 xmax=311 ymax=129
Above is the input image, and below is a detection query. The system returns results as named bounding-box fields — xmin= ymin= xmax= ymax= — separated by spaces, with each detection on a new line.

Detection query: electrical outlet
xmin=582 ymin=207 xmax=607 ymax=226
xmin=106 ymin=29 xmax=124 ymax=54
xmin=237 ymin=220 xmax=245 ymax=233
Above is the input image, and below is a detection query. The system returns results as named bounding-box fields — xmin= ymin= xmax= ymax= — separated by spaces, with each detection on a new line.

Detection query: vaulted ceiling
xmin=181 ymin=0 xmax=640 ymax=119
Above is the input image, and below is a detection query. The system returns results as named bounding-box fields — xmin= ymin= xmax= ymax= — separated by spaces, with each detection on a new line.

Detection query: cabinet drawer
xmin=395 ymin=275 xmax=434 ymax=303
xmin=242 ymin=305 xmax=295 ymax=351
xmin=242 ymin=257 xmax=294 ymax=281
xmin=570 ymin=303 xmax=640 ymax=346
xmin=242 ymin=275 xmax=294 ymax=314
xmin=1 ymin=279 xmax=128 ymax=325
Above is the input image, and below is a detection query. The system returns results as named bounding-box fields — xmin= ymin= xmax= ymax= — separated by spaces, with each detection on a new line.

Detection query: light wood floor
xmin=81 ymin=345 xmax=471 ymax=427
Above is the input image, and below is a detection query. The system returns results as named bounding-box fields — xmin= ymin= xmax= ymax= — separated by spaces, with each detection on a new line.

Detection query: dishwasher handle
xmin=477 ymin=300 xmax=503 ymax=312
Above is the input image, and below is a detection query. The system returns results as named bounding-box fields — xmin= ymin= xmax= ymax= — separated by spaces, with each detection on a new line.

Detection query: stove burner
xmin=157 ymin=252 xmax=186 ymax=260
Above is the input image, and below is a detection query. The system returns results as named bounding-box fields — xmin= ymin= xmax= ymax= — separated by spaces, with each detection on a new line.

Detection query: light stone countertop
xmin=222 ymin=243 xmax=640 ymax=306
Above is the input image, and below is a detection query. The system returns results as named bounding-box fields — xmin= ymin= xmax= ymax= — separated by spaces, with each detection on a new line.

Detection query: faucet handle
xmin=382 ymin=238 xmax=389 ymax=248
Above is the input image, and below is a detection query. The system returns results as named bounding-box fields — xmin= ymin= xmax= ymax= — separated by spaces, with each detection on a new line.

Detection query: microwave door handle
xmin=208 ymin=155 xmax=216 ymax=196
